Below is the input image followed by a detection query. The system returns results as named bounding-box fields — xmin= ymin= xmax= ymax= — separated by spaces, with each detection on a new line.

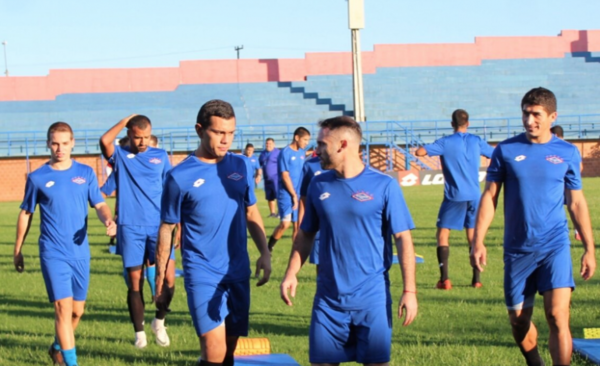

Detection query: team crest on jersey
xmin=546 ymin=155 xmax=564 ymax=164
xmin=193 ymin=179 xmax=205 ymax=188
xmin=228 ymin=172 xmax=243 ymax=181
xmin=319 ymin=192 xmax=330 ymax=200
xmin=127 ymin=153 xmax=136 ymax=159
xmin=149 ymin=158 xmax=162 ymax=164
xmin=72 ymin=177 xmax=86 ymax=185
xmin=514 ymin=155 xmax=526 ymax=162
xmin=352 ymin=191 xmax=374 ymax=202
xmin=45 ymin=181 xmax=55 ymax=188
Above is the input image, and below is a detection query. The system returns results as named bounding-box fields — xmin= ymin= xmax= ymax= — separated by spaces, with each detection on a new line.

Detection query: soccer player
xmin=267 ymin=127 xmax=311 ymax=252
xmin=14 ymin=122 xmax=116 ymax=366
xmin=242 ymin=143 xmax=262 ymax=187
xmin=298 ymin=154 xmax=325 ymax=273
xmin=471 ymin=87 xmax=596 ymax=366
xmin=99 ymin=115 xmax=175 ymax=348
xmin=155 ymin=99 xmax=271 ymax=366
xmin=281 ymin=116 xmax=417 ymax=366
xmin=415 ymin=109 xmax=494 ymax=289
xmin=258 ymin=138 xmax=280 ymax=217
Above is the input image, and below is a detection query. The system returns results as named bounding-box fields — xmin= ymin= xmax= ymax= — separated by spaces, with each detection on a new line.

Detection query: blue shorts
xmin=41 ymin=258 xmax=90 ymax=303
xmin=309 ymin=235 xmax=320 ymax=265
xmin=504 ymin=245 xmax=575 ymax=311
xmin=437 ymin=198 xmax=478 ymax=230
xmin=277 ymin=194 xmax=298 ymax=222
xmin=117 ymin=225 xmax=160 ymax=268
xmin=184 ymin=279 xmax=250 ymax=337
xmin=309 ymin=300 xmax=392 ymax=364
xmin=264 ymin=180 xmax=278 ymax=201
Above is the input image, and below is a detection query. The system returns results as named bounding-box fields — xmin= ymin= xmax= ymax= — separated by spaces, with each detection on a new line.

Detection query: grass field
xmin=1 ymin=179 xmax=600 ymax=365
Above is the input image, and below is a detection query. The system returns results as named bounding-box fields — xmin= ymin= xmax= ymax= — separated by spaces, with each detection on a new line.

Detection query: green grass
xmin=1 ymin=179 xmax=600 ymax=365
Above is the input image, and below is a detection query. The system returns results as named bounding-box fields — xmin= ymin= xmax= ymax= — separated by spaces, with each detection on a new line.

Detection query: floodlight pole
xmin=348 ymin=0 xmax=365 ymax=122
xmin=2 ymin=41 xmax=8 ymax=77
xmin=235 ymin=45 xmax=244 ymax=60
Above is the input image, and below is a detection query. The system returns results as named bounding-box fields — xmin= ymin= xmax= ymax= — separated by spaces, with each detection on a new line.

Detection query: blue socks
xmin=146 ymin=265 xmax=156 ymax=298
xmin=61 ymin=347 xmax=77 ymax=366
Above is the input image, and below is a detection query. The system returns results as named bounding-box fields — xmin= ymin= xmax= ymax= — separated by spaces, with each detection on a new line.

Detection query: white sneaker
xmin=134 ymin=331 xmax=147 ymax=349
xmin=151 ymin=318 xmax=170 ymax=347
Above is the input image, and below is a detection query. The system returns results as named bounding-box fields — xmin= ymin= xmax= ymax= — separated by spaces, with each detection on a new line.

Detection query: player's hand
xmin=120 ymin=114 xmax=138 ymax=125
xmin=581 ymin=250 xmax=596 ymax=280
xmin=280 ymin=274 xmax=298 ymax=306
xmin=105 ymin=219 xmax=117 ymax=237
xmin=398 ymin=292 xmax=418 ymax=326
xmin=255 ymin=253 xmax=272 ymax=287
xmin=154 ymin=278 xmax=170 ymax=312
xmin=470 ymin=243 xmax=487 ymax=273
xmin=14 ymin=252 xmax=24 ymax=273
xmin=292 ymin=195 xmax=298 ymax=210
xmin=254 ymin=177 xmax=260 ymax=186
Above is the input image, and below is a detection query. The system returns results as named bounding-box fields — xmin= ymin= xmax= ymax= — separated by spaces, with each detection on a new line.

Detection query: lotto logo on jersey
xmin=149 ymin=158 xmax=162 ymax=164
xmin=319 ymin=192 xmax=330 ymax=200
xmin=228 ymin=172 xmax=243 ymax=181
xmin=45 ymin=181 xmax=55 ymax=188
xmin=352 ymin=191 xmax=374 ymax=202
xmin=72 ymin=177 xmax=86 ymax=185
xmin=514 ymin=155 xmax=526 ymax=162
xmin=546 ymin=155 xmax=564 ymax=164
xmin=127 ymin=153 xmax=136 ymax=159
xmin=193 ymin=179 xmax=205 ymax=188
xmin=314 ymin=171 xmax=322 ymax=176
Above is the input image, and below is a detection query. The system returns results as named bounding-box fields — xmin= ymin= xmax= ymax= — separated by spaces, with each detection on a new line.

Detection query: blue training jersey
xmin=259 ymin=148 xmax=280 ymax=182
xmin=20 ymin=161 xmax=105 ymax=260
xmin=425 ymin=132 xmax=494 ymax=201
xmin=100 ymin=171 xmax=116 ymax=196
xmin=111 ymin=145 xmax=171 ymax=226
xmin=161 ymin=153 xmax=256 ymax=283
xmin=300 ymin=156 xmax=325 ymax=197
xmin=486 ymin=133 xmax=582 ymax=253
xmin=302 ymin=166 xmax=415 ymax=310
xmin=278 ymin=145 xmax=305 ymax=195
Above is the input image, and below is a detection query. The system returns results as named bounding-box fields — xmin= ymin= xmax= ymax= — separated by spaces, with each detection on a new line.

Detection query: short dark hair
xmin=245 ymin=143 xmax=254 ymax=149
xmin=47 ymin=121 xmax=73 ymax=141
xmin=318 ymin=116 xmax=362 ymax=140
xmin=551 ymin=125 xmax=564 ymax=138
xmin=197 ymin=99 xmax=235 ymax=128
xmin=118 ymin=136 xmax=130 ymax=147
xmin=293 ymin=127 xmax=311 ymax=138
xmin=266 ymin=137 xmax=274 ymax=143
xmin=521 ymin=87 xmax=557 ymax=114
xmin=451 ymin=109 xmax=469 ymax=128
xmin=126 ymin=115 xmax=151 ymax=130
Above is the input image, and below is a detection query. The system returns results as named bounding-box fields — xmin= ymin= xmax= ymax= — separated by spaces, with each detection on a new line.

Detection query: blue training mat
xmin=235 ymin=354 xmax=300 ymax=365
xmin=393 ymin=255 xmax=425 ymax=264
xmin=573 ymin=338 xmax=600 ymax=364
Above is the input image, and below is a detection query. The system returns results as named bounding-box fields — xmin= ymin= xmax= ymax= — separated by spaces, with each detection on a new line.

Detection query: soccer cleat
xmin=151 ymin=318 xmax=170 ymax=347
xmin=268 ymin=213 xmax=278 ymax=218
xmin=436 ymin=279 xmax=452 ymax=290
xmin=134 ymin=331 xmax=147 ymax=349
xmin=48 ymin=345 xmax=65 ymax=366
xmin=472 ymin=282 xmax=483 ymax=288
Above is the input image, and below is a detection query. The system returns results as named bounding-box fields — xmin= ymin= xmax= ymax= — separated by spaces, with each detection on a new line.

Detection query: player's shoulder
xmin=28 ymin=162 xmax=52 ymax=180
xmin=363 ymin=166 xmax=397 ymax=185
xmin=496 ymin=133 xmax=527 ymax=149
xmin=306 ymin=156 xmax=320 ymax=164
xmin=311 ymin=169 xmax=336 ymax=184
xmin=168 ymin=154 xmax=196 ymax=175
xmin=71 ymin=160 xmax=95 ymax=174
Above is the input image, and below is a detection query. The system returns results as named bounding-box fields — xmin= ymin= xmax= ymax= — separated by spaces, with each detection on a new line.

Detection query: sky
xmin=1 ymin=0 xmax=600 ymax=76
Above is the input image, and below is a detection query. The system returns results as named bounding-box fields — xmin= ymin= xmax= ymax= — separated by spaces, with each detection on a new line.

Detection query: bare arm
xmin=394 ymin=230 xmax=417 ymax=326
xmin=255 ymin=168 xmax=262 ymax=185
xmin=94 ymin=202 xmax=116 ymax=237
xmin=470 ymin=181 xmax=502 ymax=272
xmin=280 ymin=229 xmax=317 ymax=306
xmin=281 ymin=171 xmax=298 ymax=209
xmin=155 ymin=221 xmax=176 ymax=309
xmin=566 ymin=189 xmax=596 ymax=280
xmin=246 ymin=204 xmax=271 ymax=286
xmin=99 ymin=114 xmax=136 ymax=160
xmin=415 ymin=147 xmax=427 ymax=157
xmin=298 ymin=196 xmax=306 ymax=226
xmin=14 ymin=210 xmax=33 ymax=272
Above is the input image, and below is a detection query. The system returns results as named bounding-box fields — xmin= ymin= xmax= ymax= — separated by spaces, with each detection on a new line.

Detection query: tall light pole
xmin=2 ymin=41 xmax=8 ymax=77
xmin=348 ymin=0 xmax=365 ymax=122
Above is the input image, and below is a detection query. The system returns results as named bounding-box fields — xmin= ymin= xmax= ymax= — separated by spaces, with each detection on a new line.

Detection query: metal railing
xmin=2 ymin=114 xmax=599 ymax=171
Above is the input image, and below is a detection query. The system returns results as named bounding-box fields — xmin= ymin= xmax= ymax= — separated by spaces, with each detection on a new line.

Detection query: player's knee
xmin=72 ymin=307 xmax=84 ymax=320
xmin=509 ymin=314 xmax=531 ymax=333
xmin=545 ymin=307 xmax=569 ymax=330
xmin=201 ymin=337 xmax=227 ymax=360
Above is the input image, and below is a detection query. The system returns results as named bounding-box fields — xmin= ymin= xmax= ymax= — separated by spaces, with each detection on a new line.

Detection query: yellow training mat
xmin=234 ymin=338 xmax=271 ymax=356
xmin=584 ymin=328 xmax=600 ymax=339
